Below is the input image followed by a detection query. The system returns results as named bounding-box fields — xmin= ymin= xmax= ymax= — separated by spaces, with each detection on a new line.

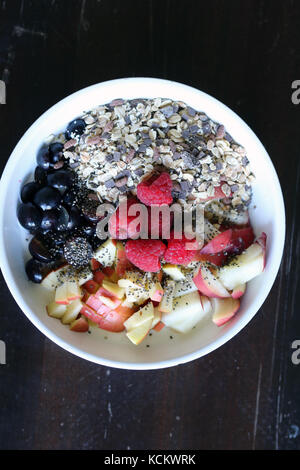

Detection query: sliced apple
xmin=77 ymin=267 xmax=93 ymax=286
xmin=256 ymin=232 xmax=267 ymax=268
xmin=218 ymin=240 xmax=265 ymax=290
xmin=158 ymin=280 xmax=176 ymax=313
xmin=147 ymin=278 xmax=164 ymax=302
xmin=124 ymin=302 xmax=154 ymax=331
xmin=61 ymin=299 xmax=83 ymax=324
xmin=80 ymin=304 xmax=103 ymax=323
xmin=70 ymin=316 xmax=89 ymax=332
xmin=94 ymin=238 xmax=117 ymax=267
xmin=83 ymin=279 xmax=99 ymax=294
xmin=151 ymin=306 xmax=162 ymax=329
xmin=122 ymin=298 xmax=135 ymax=308
xmin=225 ymin=210 xmax=249 ymax=226
xmin=41 ymin=270 xmax=59 ymax=291
xmin=102 ymin=279 xmax=125 ymax=299
xmin=162 ymin=264 xmax=186 ymax=281
xmin=173 ymin=276 xmax=199 ymax=298
xmin=46 ymin=301 xmax=66 ymax=319
xmin=211 ymin=297 xmax=240 ymax=326
xmin=204 ymin=219 xmax=220 ymax=242
xmin=115 ymin=242 xmax=133 ymax=277
xmin=119 ymin=272 xmax=149 ymax=304
xmin=162 ymin=291 xmax=211 ymax=333
xmin=193 ymin=264 xmax=230 ymax=298
xmin=90 ymin=258 xmax=101 ymax=271
xmin=124 ymin=270 xmax=146 ymax=286
xmin=153 ymin=321 xmax=165 ymax=332
xmin=200 ymin=295 xmax=213 ymax=315
xmin=67 ymin=280 xmax=82 ymax=301
xmin=200 ymin=229 xmax=233 ymax=255
xmin=125 ymin=286 xmax=149 ymax=304
xmin=86 ymin=294 xmax=110 ymax=313
xmin=92 ymin=270 xmax=106 ymax=285
xmin=126 ymin=318 xmax=153 ymax=345
xmin=97 ymin=295 xmax=122 ymax=309
xmin=55 ymin=282 xmax=69 ymax=305
xmin=231 ymin=283 xmax=246 ymax=299
xmin=41 ymin=264 xmax=68 ymax=290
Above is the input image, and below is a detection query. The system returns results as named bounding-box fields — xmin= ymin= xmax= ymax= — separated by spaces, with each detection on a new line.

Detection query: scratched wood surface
xmin=0 ymin=0 xmax=299 ymax=450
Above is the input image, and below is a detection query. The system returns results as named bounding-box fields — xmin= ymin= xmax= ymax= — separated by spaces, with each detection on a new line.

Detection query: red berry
xmin=164 ymin=232 xmax=199 ymax=265
xmin=108 ymin=198 xmax=148 ymax=239
xmin=147 ymin=207 xmax=174 ymax=239
xmin=137 ymin=172 xmax=173 ymax=206
xmin=125 ymin=239 xmax=166 ymax=272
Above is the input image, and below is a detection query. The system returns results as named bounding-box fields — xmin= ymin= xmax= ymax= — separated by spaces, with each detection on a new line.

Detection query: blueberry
xmin=41 ymin=206 xmax=69 ymax=231
xmin=33 ymin=186 xmax=61 ymax=211
xmin=37 ymin=146 xmax=51 ymax=170
xmin=49 ymin=142 xmax=64 ymax=156
xmin=29 ymin=235 xmax=56 ymax=263
xmin=65 ymin=118 xmax=86 ymax=140
xmin=25 ymin=258 xmax=46 ymax=283
xmin=67 ymin=206 xmax=81 ymax=231
xmin=17 ymin=203 xmax=42 ymax=232
xmin=34 ymin=166 xmax=47 ymax=185
xmin=47 ymin=170 xmax=74 ymax=194
xmin=49 ymin=142 xmax=64 ymax=165
xmin=20 ymin=182 xmax=42 ymax=204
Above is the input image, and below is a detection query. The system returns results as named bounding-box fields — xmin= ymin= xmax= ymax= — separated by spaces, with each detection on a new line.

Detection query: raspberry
xmin=164 ymin=232 xmax=199 ymax=265
xmin=137 ymin=172 xmax=173 ymax=206
xmin=109 ymin=198 xmax=148 ymax=239
xmin=148 ymin=207 xmax=174 ymax=239
xmin=125 ymin=239 xmax=166 ymax=272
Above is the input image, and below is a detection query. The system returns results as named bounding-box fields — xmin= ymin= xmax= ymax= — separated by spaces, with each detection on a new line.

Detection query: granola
xmin=61 ymin=98 xmax=254 ymax=213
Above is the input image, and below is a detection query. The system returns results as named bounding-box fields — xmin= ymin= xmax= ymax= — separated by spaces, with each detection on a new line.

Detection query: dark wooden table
xmin=0 ymin=0 xmax=299 ymax=451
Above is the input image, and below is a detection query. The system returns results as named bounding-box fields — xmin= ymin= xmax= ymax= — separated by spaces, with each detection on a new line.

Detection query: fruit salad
xmin=17 ymin=97 xmax=266 ymax=345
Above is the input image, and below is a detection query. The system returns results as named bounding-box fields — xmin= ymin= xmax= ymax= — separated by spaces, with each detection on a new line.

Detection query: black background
xmin=0 ymin=0 xmax=299 ymax=450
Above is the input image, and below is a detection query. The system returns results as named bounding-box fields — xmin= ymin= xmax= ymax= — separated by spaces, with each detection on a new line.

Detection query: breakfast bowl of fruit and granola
xmin=0 ymin=78 xmax=285 ymax=369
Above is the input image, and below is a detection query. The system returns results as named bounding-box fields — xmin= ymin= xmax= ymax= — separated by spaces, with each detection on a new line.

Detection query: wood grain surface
xmin=0 ymin=0 xmax=299 ymax=450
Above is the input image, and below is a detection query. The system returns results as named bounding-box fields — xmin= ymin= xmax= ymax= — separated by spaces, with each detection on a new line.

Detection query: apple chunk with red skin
xmin=200 ymin=229 xmax=233 ymax=255
xmin=70 ymin=316 xmax=89 ymax=332
xmin=218 ymin=233 xmax=266 ymax=291
xmin=231 ymin=283 xmax=246 ymax=299
xmin=193 ymin=264 xmax=230 ymax=298
xmin=211 ymin=297 xmax=240 ymax=326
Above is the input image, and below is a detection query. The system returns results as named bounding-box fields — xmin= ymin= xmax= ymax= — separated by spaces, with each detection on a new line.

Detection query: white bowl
xmin=0 ymin=78 xmax=285 ymax=370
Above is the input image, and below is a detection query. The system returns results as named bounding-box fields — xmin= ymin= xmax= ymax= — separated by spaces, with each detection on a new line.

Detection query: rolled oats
xmin=62 ymin=98 xmax=254 ymax=218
